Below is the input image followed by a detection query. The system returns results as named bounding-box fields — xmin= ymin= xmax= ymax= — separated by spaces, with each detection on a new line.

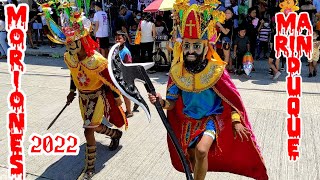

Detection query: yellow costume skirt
xmin=79 ymin=87 xmax=110 ymax=128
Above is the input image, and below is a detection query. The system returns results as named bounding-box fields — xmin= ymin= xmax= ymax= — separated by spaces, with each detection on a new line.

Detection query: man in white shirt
xmin=93 ymin=1 xmax=110 ymax=58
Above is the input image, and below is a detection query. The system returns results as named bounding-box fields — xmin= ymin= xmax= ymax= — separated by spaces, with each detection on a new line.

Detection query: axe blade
xmin=108 ymin=43 xmax=153 ymax=121
xmin=108 ymin=43 xmax=194 ymax=180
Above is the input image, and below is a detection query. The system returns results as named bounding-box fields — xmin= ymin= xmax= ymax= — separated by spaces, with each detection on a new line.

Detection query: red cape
xmin=101 ymin=69 xmax=128 ymax=129
xmin=166 ymin=70 xmax=268 ymax=180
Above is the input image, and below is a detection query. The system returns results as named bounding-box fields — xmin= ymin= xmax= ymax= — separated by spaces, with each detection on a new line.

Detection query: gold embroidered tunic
xmin=64 ymin=51 xmax=127 ymax=129
xmin=64 ymin=51 xmax=120 ymax=94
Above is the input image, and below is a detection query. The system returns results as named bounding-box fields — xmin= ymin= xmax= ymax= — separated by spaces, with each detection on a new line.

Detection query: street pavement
xmin=0 ymin=54 xmax=319 ymax=180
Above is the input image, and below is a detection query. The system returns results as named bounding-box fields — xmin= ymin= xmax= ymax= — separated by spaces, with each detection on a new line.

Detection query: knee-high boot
xmin=78 ymin=145 xmax=96 ymax=180
xmin=96 ymin=125 xmax=122 ymax=151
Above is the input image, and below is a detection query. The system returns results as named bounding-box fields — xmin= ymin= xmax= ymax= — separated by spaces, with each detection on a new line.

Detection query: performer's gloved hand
xmin=148 ymin=93 xmax=163 ymax=105
xmin=114 ymin=97 xmax=123 ymax=106
xmin=66 ymin=91 xmax=76 ymax=105
xmin=233 ymin=122 xmax=251 ymax=142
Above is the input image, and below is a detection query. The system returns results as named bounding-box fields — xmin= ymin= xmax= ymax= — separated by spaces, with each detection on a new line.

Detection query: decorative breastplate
xmin=64 ymin=52 xmax=108 ymax=91
xmin=170 ymin=59 xmax=226 ymax=92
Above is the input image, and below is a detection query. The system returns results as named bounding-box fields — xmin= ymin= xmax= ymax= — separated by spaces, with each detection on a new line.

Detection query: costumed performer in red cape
xmin=42 ymin=2 xmax=128 ymax=179
xmin=148 ymin=0 xmax=268 ymax=179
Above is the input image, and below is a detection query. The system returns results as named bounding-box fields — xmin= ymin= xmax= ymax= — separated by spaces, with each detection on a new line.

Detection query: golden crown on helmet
xmin=172 ymin=0 xmax=226 ymax=44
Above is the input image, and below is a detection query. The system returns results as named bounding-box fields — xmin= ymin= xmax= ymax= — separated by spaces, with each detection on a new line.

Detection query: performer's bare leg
xmin=100 ymin=49 xmax=106 ymax=58
xmin=99 ymin=48 xmax=109 ymax=58
xmin=309 ymin=62 xmax=314 ymax=76
xmin=85 ymin=128 xmax=96 ymax=146
xmin=27 ymin=33 xmax=36 ymax=48
xmin=124 ymin=97 xmax=133 ymax=117
xmin=194 ymin=135 xmax=214 ymax=180
xmin=313 ymin=61 xmax=318 ymax=76
xmin=105 ymin=49 xmax=109 ymax=58
xmin=223 ymin=48 xmax=232 ymax=71
xmin=187 ymin=148 xmax=196 ymax=171
xmin=268 ymin=57 xmax=280 ymax=74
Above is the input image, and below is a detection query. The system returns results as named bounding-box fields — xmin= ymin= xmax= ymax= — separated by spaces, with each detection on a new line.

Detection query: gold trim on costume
xmin=65 ymin=51 xmax=109 ymax=70
xmin=163 ymin=100 xmax=171 ymax=109
xmin=166 ymin=93 xmax=179 ymax=99
xmin=231 ymin=112 xmax=241 ymax=122
xmin=47 ymin=34 xmax=65 ymax=44
xmin=80 ymin=52 xmax=108 ymax=70
xmin=64 ymin=52 xmax=120 ymax=96
xmin=231 ymin=111 xmax=241 ymax=123
xmin=79 ymin=90 xmax=104 ymax=128
xmin=64 ymin=53 xmax=79 ymax=68
xmin=213 ymin=88 xmax=267 ymax=165
xmin=212 ymin=87 xmax=245 ymax=122
xmin=118 ymin=106 xmax=128 ymax=130
xmin=170 ymin=57 xmax=226 ymax=92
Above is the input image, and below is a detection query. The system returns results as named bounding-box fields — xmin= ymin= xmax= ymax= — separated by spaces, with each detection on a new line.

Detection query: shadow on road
xmin=36 ymin=142 xmax=122 ymax=180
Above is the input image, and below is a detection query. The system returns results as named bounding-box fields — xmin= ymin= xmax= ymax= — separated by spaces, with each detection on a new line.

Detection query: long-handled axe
xmin=108 ymin=43 xmax=193 ymax=180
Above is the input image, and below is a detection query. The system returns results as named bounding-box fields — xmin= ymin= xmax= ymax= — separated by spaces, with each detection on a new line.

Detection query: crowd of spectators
xmin=215 ymin=0 xmax=319 ymax=79
xmin=0 ymin=0 xmax=319 ymax=78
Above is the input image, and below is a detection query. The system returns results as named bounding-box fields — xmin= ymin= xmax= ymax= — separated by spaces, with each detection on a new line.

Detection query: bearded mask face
xmin=182 ymin=38 xmax=208 ymax=62
xmin=66 ymin=40 xmax=82 ymax=55
xmin=182 ymin=38 xmax=209 ymax=73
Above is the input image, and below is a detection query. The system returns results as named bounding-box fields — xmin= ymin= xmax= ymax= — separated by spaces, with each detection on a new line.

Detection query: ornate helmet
xmin=37 ymin=0 xmax=98 ymax=55
xmin=173 ymin=0 xmax=226 ymax=44
xmin=279 ymin=0 xmax=299 ymax=15
xmin=170 ymin=0 xmax=227 ymax=67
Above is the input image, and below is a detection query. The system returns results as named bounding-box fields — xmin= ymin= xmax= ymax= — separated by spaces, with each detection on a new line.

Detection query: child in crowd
xmin=115 ymin=31 xmax=134 ymax=117
xmin=309 ymin=30 xmax=319 ymax=77
xmin=129 ymin=23 xmax=140 ymax=62
xmin=233 ymin=25 xmax=250 ymax=75
xmin=257 ymin=18 xmax=272 ymax=59
xmin=267 ymin=21 xmax=282 ymax=80
xmin=268 ymin=41 xmax=281 ymax=80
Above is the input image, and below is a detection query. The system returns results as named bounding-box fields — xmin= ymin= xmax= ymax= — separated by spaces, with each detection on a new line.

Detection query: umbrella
xmin=143 ymin=0 xmax=175 ymax=12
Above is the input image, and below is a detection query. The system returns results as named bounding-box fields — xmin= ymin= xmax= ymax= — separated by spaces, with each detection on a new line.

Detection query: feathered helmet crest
xmin=36 ymin=0 xmax=98 ymax=55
